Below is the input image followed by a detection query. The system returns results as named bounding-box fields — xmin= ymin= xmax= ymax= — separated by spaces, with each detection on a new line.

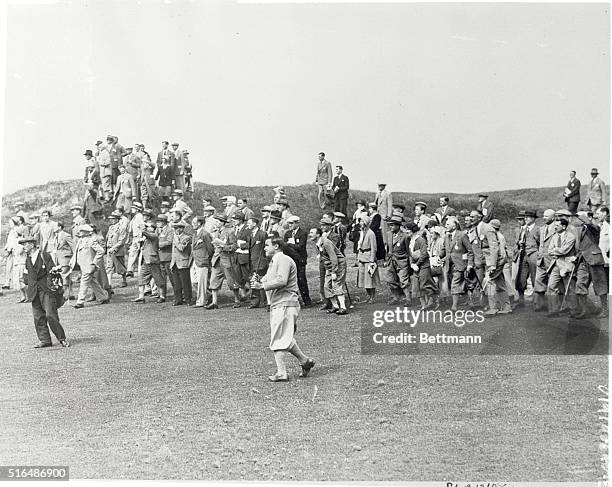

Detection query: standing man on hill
xmin=171 ymin=142 xmax=185 ymax=191
xmin=375 ymin=183 xmax=393 ymax=246
xmin=435 ymin=196 xmax=456 ymax=225
xmin=586 ymin=168 xmax=608 ymax=212
xmin=564 ymin=170 xmax=581 ymax=214
xmin=332 ymin=165 xmax=350 ymax=216
xmin=314 ymin=152 xmax=333 ymax=210
xmin=476 ymin=194 xmax=494 ymax=223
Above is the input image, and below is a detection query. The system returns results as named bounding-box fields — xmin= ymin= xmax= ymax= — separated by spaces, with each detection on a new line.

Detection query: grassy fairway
xmin=0 ymin=266 xmax=607 ymax=482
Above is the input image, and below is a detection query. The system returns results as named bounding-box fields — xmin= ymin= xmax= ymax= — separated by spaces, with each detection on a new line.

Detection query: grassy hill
xmin=1 ymin=180 xmax=566 ymax=242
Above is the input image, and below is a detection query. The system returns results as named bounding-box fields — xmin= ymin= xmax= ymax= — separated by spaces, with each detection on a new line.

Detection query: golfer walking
xmin=251 ymin=236 xmax=315 ymax=382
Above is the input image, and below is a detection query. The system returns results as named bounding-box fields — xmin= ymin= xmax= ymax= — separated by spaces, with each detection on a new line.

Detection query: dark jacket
xmin=24 ymin=251 xmax=57 ymax=301
xmin=249 ymin=228 xmax=269 ymax=274
xmin=192 ymin=227 xmax=215 ymax=268
xmin=369 ymin=213 xmax=386 ymax=260
xmin=141 ymin=229 xmax=160 ymax=265
xmin=332 ymin=174 xmax=350 ymax=199
xmin=155 ymin=164 xmax=174 ymax=187
xmin=283 ymin=227 xmax=308 ymax=266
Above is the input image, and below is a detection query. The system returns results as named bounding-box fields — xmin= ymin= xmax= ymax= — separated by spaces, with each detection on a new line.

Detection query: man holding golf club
xmin=546 ymin=217 xmax=577 ymax=317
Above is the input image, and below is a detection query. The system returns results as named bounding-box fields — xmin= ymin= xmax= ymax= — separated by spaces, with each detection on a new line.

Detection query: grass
xmin=0 ymin=259 xmax=607 ymax=481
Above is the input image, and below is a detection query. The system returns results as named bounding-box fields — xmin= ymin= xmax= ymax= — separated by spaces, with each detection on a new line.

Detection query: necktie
xmin=556 ymin=234 xmax=562 ymax=247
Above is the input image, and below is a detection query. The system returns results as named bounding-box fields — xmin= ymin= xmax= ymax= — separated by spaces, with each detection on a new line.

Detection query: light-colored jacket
xmin=106 ymin=222 xmax=127 ymax=256
xmin=375 ymin=190 xmax=393 ymax=219
xmin=69 ymin=235 xmax=105 ymax=273
xmin=170 ymin=232 xmax=192 ymax=269
xmin=357 ymin=228 xmax=377 ymax=263
xmin=586 ymin=176 xmax=608 ymax=206
xmin=548 ymin=230 xmax=576 ymax=276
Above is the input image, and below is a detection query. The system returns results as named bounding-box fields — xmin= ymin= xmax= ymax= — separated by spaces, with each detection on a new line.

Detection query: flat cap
xmin=319 ymin=215 xmax=334 ymax=225
xmin=286 ymin=215 xmax=300 ymax=223
xmin=132 ymin=201 xmax=143 ymax=210
xmin=269 ymin=210 xmax=282 ymax=220
xmin=414 ymin=201 xmax=427 ymax=209
xmin=70 ymin=205 xmax=82 ymax=211
xmin=79 ymin=224 xmax=93 ymax=233
xmin=172 ymin=189 xmax=184 ymax=196
xmin=203 ymin=205 xmax=216 ymax=212
xmin=388 ymin=215 xmax=404 ymax=225
xmin=524 ymin=210 xmax=537 ymax=218
xmin=392 ymin=203 xmax=406 ymax=211
xmin=333 ymin=212 xmax=346 ymax=218
xmin=231 ymin=212 xmax=245 ymax=221
xmin=172 ymin=221 xmax=186 ymax=227
xmin=489 ymin=219 xmax=502 ymax=230
xmin=213 ymin=214 xmax=228 ymax=223
xmin=156 ymin=214 xmax=168 ymax=221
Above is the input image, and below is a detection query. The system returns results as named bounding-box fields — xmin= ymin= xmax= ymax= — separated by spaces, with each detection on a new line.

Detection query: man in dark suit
xmin=21 ymin=236 xmax=69 ymax=348
xmin=574 ymin=211 xmax=608 ymax=318
xmin=564 ymin=170 xmax=581 ymax=214
xmin=513 ymin=209 xmax=539 ymax=308
xmin=443 ymin=216 xmax=474 ymax=311
xmin=134 ymin=211 xmax=167 ymax=303
xmin=232 ymin=212 xmax=252 ymax=300
xmin=246 ymin=217 xmax=269 ymax=308
xmin=332 ymin=165 xmax=350 ymax=216
xmin=156 ymin=140 xmax=176 ymax=170
xmin=435 ymin=196 xmax=456 ymax=225
xmin=283 ymin=216 xmax=311 ymax=307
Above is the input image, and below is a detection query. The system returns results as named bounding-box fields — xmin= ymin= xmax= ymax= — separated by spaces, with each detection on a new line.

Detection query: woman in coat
xmin=356 ymin=215 xmax=380 ymax=304
xmin=367 ymin=203 xmax=386 ymax=261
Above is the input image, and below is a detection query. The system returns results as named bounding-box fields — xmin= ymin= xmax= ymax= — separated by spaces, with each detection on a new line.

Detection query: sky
xmin=1 ymin=1 xmax=610 ymax=195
